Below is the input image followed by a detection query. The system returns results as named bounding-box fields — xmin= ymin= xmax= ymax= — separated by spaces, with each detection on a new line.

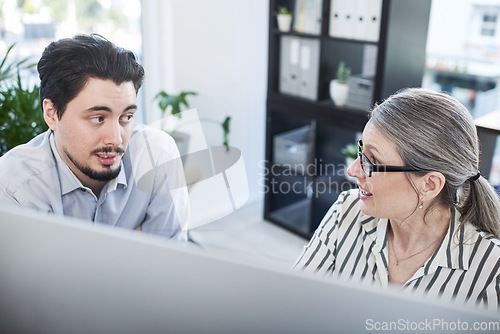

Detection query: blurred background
xmin=1 ymin=0 xmax=500 ymax=217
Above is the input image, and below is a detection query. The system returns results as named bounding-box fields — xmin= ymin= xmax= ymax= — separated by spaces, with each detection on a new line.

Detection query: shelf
xmin=321 ymin=35 xmax=379 ymax=46
xmin=271 ymin=29 xmax=380 ymax=46
xmin=267 ymin=92 xmax=370 ymax=130
xmin=265 ymin=0 xmax=432 ymax=238
xmin=271 ymin=29 xmax=321 ymax=39
xmin=269 ymin=163 xmax=317 ymax=179
xmin=427 ymin=68 xmax=500 ymax=83
xmin=266 ymin=198 xmax=311 ymax=237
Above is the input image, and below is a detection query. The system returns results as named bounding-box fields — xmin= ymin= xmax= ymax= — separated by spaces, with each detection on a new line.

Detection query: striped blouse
xmin=295 ymin=189 xmax=500 ymax=312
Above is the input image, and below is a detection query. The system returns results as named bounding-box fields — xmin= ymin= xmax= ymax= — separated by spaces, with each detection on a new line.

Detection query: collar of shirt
xmin=422 ymin=209 xmax=476 ymax=272
xmin=49 ymin=132 xmax=127 ymax=196
xmin=358 ymin=207 xmax=476 ymax=278
xmin=359 ymin=215 xmax=389 ymax=285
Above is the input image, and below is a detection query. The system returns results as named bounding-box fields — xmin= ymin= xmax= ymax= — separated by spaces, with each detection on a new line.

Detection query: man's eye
xmin=121 ymin=114 xmax=134 ymax=122
xmin=90 ymin=116 xmax=104 ymax=124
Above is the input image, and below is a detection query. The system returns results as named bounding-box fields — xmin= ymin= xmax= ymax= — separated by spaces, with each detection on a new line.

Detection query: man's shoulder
xmin=0 ymin=131 xmax=57 ymax=190
xmin=128 ymin=123 xmax=179 ymax=159
xmin=132 ymin=123 xmax=173 ymax=140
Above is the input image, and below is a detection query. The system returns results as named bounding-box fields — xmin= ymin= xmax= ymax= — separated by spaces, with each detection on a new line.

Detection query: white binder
xmin=279 ymin=36 xmax=301 ymax=96
xmin=298 ymin=38 xmax=320 ymax=100
xmin=365 ymin=0 xmax=382 ymax=42
xmin=329 ymin=0 xmax=343 ymax=38
xmin=305 ymin=0 xmax=314 ymax=33
xmin=294 ymin=0 xmax=307 ymax=33
xmin=310 ymin=0 xmax=323 ymax=35
xmin=297 ymin=0 xmax=323 ymax=35
xmin=353 ymin=0 xmax=369 ymax=41
xmin=330 ymin=0 xmax=381 ymax=41
xmin=362 ymin=44 xmax=378 ymax=76
xmin=339 ymin=0 xmax=355 ymax=39
xmin=279 ymin=36 xmax=320 ymax=100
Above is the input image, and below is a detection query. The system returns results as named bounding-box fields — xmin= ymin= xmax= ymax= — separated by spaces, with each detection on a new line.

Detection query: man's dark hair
xmin=37 ymin=34 xmax=145 ymax=119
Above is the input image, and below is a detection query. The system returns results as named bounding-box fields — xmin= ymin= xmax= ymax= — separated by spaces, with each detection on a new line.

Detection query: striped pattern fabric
xmin=295 ymin=189 xmax=500 ymax=312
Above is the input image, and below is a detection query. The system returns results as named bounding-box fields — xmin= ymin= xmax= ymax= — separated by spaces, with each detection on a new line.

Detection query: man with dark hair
xmin=0 ymin=34 xmax=189 ymax=241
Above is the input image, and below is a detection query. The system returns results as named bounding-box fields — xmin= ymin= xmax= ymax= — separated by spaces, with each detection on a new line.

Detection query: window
xmin=481 ymin=13 xmax=497 ymax=37
xmin=0 ymin=0 xmax=144 ymax=119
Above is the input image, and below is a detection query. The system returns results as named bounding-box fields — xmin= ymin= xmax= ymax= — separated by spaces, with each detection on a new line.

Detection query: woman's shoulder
xmin=335 ymin=189 xmax=360 ymax=207
xmin=476 ymin=230 xmax=500 ymax=250
xmin=467 ymin=230 xmax=500 ymax=287
xmin=327 ymin=189 xmax=376 ymax=225
xmin=323 ymin=189 xmax=358 ymax=221
xmin=463 ymin=225 xmax=500 ymax=268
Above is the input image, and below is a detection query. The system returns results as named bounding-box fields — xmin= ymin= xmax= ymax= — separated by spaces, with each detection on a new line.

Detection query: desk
xmin=423 ymin=56 xmax=500 ymax=117
xmin=475 ymin=111 xmax=500 ymax=181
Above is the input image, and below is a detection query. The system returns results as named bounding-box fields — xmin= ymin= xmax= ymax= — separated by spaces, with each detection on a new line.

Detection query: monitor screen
xmin=0 ymin=204 xmax=497 ymax=333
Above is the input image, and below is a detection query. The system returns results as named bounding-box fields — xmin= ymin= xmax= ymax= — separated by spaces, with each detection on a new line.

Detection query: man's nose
xmin=103 ymin=120 xmax=123 ymax=147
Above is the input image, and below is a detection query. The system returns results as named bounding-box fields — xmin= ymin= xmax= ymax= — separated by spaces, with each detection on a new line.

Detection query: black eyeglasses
xmin=357 ymin=140 xmax=427 ymax=177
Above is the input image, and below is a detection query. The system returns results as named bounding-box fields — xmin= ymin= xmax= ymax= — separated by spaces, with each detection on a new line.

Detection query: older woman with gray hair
xmin=295 ymin=88 xmax=500 ymax=311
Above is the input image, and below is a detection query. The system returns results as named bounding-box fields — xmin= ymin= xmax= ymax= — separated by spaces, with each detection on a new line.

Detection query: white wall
xmin=426 ymin=0 xmax=500 ymax=58
xmin=426 ymin=0 xmax=472 ymax=57
xmin=142 ymin=0 xmax=269 ymax=204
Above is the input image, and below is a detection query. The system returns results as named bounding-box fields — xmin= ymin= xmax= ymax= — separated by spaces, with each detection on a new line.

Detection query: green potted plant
xmin=155 ymin=90 xmax=231 ymax=152
xmin=330 ymin=61 xmax=351 ymax=106
xmin=276 ymin=6 xmax=293 ymax=32
xmin=341 ymin=141 xmax=357 ymax=182
xmin=0 ymin=44 xmax=48 ymax=156
xmin=341 ymin=142 xmax=357 ymax=160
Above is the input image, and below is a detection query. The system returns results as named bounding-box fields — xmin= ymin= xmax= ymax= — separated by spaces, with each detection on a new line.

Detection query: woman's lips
xmin=358 ymin=183 xmax=373 ymax=200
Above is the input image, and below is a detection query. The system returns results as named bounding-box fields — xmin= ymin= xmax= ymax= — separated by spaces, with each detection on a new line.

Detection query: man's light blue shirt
xmin=0 ymin=124 xmax=189 ymax=242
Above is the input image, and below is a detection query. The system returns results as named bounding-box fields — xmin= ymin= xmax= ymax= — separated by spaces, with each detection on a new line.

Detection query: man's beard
xmin=65 ymin=147 xmax=124 ymax=182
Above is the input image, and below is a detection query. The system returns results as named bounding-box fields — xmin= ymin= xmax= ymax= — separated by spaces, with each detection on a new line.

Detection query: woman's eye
xmin=368 ymin=155 xmax=379 ymax=164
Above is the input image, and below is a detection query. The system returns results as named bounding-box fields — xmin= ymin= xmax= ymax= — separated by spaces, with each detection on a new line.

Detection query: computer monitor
xmin=0 ymin=204 xmax=498 ymax=334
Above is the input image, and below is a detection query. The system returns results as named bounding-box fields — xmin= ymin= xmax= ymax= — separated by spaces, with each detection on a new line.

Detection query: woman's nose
xmin=346 ymin=157 xmax=363 ymax=180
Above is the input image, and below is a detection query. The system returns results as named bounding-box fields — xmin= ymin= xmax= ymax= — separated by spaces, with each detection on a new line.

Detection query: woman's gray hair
xmin=370 ymin=88 xmax=500 ymax=238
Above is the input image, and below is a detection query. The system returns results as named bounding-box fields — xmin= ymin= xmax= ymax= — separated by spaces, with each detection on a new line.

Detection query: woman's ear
xmin=421 ymin=171 xmax=446 ymax=200
xmin=43 ymin=99 xmax=58 ymax=131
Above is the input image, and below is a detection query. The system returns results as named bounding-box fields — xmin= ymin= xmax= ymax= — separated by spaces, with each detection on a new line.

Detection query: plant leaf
xmin=221 ymin=116 xmax=231 ymax=151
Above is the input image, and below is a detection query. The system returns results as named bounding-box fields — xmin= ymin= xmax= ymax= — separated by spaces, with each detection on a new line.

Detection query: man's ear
xmin=421 ymin=172 xmax=446 ymax=201
xmin=43 ymin=99 xmax=58 ymax=131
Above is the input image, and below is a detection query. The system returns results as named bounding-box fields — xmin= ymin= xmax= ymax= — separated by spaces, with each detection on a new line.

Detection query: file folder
xmin=298 ymin=38 xmax=320 ymax=100
xmin=296 ymin=0 xmax=323 ymax=35
xmin=365 ymin=0 xmax=382 ymax=42
xmin=279 ymin=36 xmax=320 ymax=100
xmin=329 ymin=0 xmax=355 ymax=39
xmin=329 ymin=0 xmax=343 ymax=38
xmin=279 ymin=36 xmax=301 ymax=96
xmin=294 ymin=0 xmax=307 ymax=33
xmin=353 ymin=0 xmax=369 ymax=41
xmin=330 ymin=0 xmax=381 ymax=41
xmin=310 ymin=0 xmax=323 ymax=35
xmin=340 ymin=0 xmax=355 ymax=39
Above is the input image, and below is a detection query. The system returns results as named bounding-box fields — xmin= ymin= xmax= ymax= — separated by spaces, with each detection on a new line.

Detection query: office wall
xmin=426 ymin=0 xmax=500 ymax=58
xmin=426 ymin=0 xmax=471 ymax=57
xmin=142 ymin=0 xmax=269 ymax=205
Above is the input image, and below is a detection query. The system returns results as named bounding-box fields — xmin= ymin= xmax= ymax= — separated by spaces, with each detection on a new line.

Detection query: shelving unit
xmin=264 ymin=0 xmax=432 ymax=238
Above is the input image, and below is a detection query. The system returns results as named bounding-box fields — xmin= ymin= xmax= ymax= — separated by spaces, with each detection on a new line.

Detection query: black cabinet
xmin=264 ymin=0 xmax=432 ymax=238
